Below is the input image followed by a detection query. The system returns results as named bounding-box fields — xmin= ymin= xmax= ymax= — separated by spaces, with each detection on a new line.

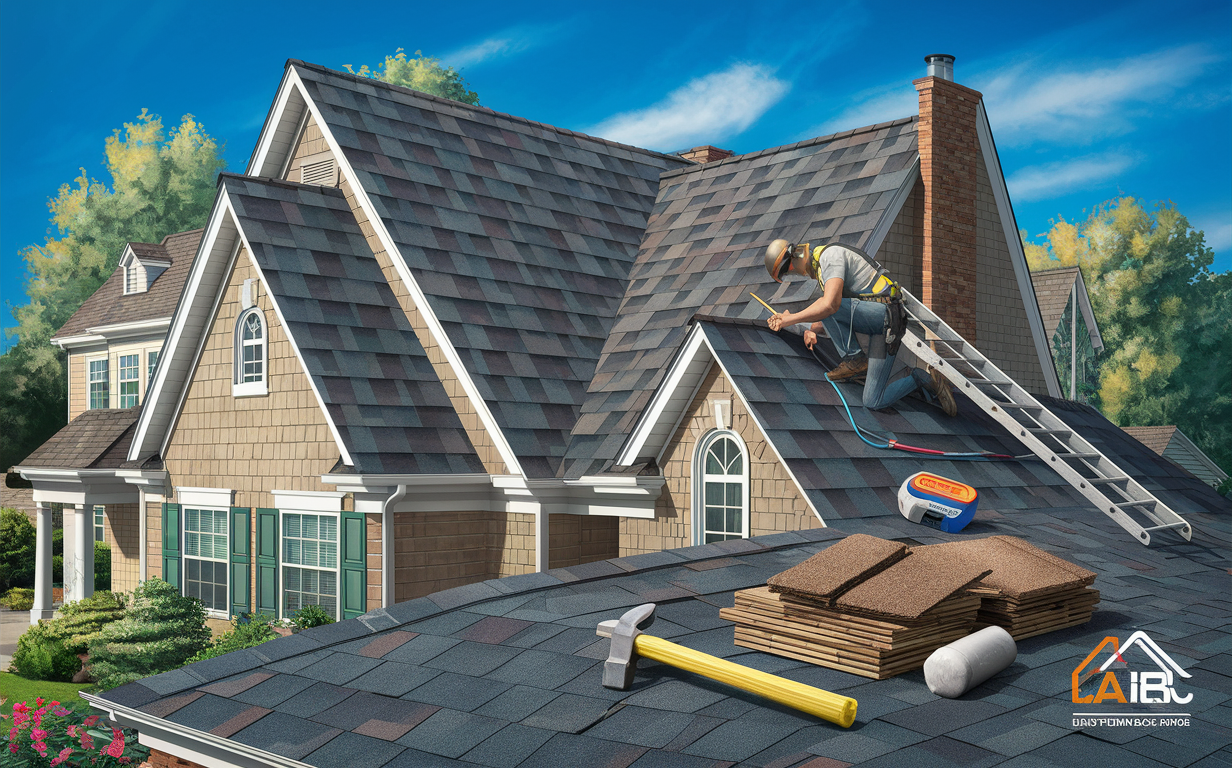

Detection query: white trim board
xmin=976 ymin=102 xmax=1063 ymax=398
xmin=244 ymin=65 xmax=524 ymax=478
xmin=272 ymin=489 xmax=346 ymax=512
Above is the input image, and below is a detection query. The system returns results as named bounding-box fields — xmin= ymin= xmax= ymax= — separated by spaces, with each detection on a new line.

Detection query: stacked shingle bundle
xmin=931 ymin=536 xmax=1099 ymax=640
xmin=720 ymin=535 xmax=989 ymax=679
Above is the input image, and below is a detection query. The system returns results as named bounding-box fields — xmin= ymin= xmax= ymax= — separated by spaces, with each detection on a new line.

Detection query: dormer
xmin=119 ymin=244 xmax=172 ymax=296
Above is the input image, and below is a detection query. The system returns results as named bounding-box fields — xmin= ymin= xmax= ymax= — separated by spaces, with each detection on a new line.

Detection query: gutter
xmin=82 ymin=693 xmax=305 ymax=768
xmin=381 ymin=484 xmax=407 ymax=607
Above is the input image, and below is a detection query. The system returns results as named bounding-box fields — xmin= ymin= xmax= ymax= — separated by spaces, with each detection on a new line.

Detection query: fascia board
xmin=85 ymin=318 xmax=170 ymax=338
xmin=1072 ymin=269 xmax=1105 ymax=351
xmin=282 ymin=67 xmax=524 ymax=477
xmin=617 ymin=322 xmax=712 ymax=466
xmin=864 ymin=159 xmax=921 ymax=257
xmin=245 ymin=64 xmax=303 ymax=179
xmin=230 ymin=201 xmax=354 ymax=467
xmin=976 ymin=102 xmax=1063 ymax=398
xmin=696 ymin=325 xmax=826 ymax=527
xmin=51 ymin=334 xmax=106 ymax=349
xmin=130 ymin=186 xmax=239 ymax=462
xmin=82 ymin=693 xmax=301 ymax=768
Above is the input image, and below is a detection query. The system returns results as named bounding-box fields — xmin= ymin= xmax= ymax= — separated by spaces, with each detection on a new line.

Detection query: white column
xmin=68 ymin=503 xmax=94 ymax=602
xmin=535 ymin=508 xmax=550 ymax=573
xmin=30 ymin=502 xmax=55 ymax=624
xmin=62 ymin=506 xmax=78 ymax=602
xmin=138 ymin=487 xmax=148 ymax=583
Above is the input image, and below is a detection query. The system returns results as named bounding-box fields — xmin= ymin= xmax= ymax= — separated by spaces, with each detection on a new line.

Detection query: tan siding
xmin=549 ymin=515 xmax=619 ymax=569
xmin=285 ymin=114 xmax=330 ymax=184
xmin=620 ymin=366 xmax=821 ymax=556
xmin=146 ymin=500 xmax=162 ymax=581
xmin=499 ymin=512 xmax=537 ymax=577
xmin=366 ymin=513 xmax=382 ymax=612
xmin=68 ymin=352 xmax=88 ymax=420
xmin=975 ymin=154 xmax=1049 ymax=395
xmin=105 ymin=503 xmax=140 ymax=593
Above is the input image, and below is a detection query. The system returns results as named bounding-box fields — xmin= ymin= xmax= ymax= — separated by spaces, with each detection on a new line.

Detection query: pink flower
xmin=9 ymin=742 xmax=17 ymax=754
xmin=80 ymin=734 xmax=94 ymax=750
xmin=67 ymin=725 xmax=78 ymax=738
xmin=12 ymin=703 xmax=27 ymax=714
xmin=8 ymin=727 xmax=18 ymax=742
xmin=50 ymin=746 xmax=74 ymax=766
xmin=34 ymin=697 xmax=44 ymax=707
xmin=52 ymin=706 xmax=70 ymax=717
xmin=104 ymin=729 xmax=126 ymax=757
xmin=31 ymin=728 xmax=48 ymax=742
xmin=83 ymin=715 xmax=100 ymax=727
xmin=33 ymin=740 xmax=48 ymax=757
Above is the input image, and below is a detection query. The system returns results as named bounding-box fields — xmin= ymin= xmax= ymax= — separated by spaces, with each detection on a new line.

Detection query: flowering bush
xmin=3 ymin=697 xmax=149 ymax=766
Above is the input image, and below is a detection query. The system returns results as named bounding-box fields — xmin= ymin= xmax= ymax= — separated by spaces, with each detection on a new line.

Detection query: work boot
xmin=827 ymin=357 xmax=868 ymax=381
xmin=928 ymin=366 xmax=958 ymax=417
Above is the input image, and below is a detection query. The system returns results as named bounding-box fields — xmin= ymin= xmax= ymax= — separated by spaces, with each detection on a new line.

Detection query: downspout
xmin=381 ymin=484 xmax=407 ymax=608
xmin=138 ymin=486 xmax=147 ymax=582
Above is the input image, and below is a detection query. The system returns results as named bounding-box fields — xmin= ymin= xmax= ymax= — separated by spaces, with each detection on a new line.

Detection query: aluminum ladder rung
xmin=1001 ymin=403 xmax=1042 ymax=411
xmin=970 ymin=377 xmax=1015 ymax=387
xmin=1054 ymin=452 xmax=1101 ymax=460
xmin=1141 ymin=521 xmax=1190 ymax=533
xmin=1088 ymin=476 xmax=1130 ymax=485
xmin=1113 ymin=499 xmax=1158 ymax=510
xmin=1028 ymin=427 xmax=1072 ymax=438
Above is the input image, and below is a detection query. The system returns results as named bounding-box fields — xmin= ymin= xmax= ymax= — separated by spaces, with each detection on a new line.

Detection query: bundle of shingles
xmin=720 ymin=533 xmax=1098 ymax=680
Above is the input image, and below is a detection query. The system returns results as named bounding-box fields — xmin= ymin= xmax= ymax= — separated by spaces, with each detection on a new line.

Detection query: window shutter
xmin=230 ymin=507 xmax=251 ymax=618
xmin=255 ymin=508 xmax=279 ymax=617
xmin=340 ymin=511 xmax=366 ymax=620
xmin=162 ymin=504 xmax=181 ymax=590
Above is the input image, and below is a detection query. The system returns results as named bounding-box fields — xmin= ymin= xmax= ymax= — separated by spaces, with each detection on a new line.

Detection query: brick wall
xmin=914 ymin=76 xmax=981 ymax=343
xmin=105 ymin=503 xmax=140 ymax=593
xmin=620 ymin=365 xmax=820 ymax=555
xmin=146 ymin=748 xmax=206 ymax=768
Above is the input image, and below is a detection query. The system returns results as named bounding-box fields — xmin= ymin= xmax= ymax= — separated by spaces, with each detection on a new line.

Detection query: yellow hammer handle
xmin=749 ymin=292 xmax=777 ymax=315
xmin=634 ymin=634 xmax=857 ymax=727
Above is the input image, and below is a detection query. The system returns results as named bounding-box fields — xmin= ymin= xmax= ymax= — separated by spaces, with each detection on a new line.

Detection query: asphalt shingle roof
xmin=291 ymin=61 xmax=689 ymax=477
xmin=54 ymin=229 xmax=201 ymax=338
xmin=95 ymin=479 xmax=1231 ymax=766
xmin=17 ymin=406 xmax=140 ymax=470
xmin=561 ymin=118 xmax=920 ymax=477
xmin=223 ymin=174 xmax=484 ymax=475
xmin=1031 ymin=266 xmax=1082 ymax=342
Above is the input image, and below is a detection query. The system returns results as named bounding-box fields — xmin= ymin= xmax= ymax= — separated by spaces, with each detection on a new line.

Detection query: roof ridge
xmin=158 ymin=227 xmax=206 ymax=246
xmin=218 ymin=171 xmax=348 ymax=197
xmin=287 ymin=59 xmax=691 ymax=167
xmin=660 ymin=116 xmax=919 ymax=179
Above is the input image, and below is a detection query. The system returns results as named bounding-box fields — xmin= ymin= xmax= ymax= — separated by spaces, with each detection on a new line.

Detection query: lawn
xmin=0 ymin=672 xmax=95 ymax=718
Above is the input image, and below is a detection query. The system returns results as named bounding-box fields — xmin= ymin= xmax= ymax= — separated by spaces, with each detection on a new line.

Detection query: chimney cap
xmin=924 ymin=54 xmax=955 ymax=81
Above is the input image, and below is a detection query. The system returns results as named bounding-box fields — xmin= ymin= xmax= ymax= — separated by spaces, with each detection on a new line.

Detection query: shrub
xmin=188 ymin=613 xmax=278 ymax=663
xmin=94 ymin=540 xmax=111 ymax=591
xmin=291 ymin=604 xmax=335 ymax=630
xmin=1 ymin=587 xmax=35 ymax=611
xmin=42 ymin=590 xmax=127 ymax=655
xmin=10 ymin=623 xmax=80 ymax=682
xmin=87 ymin=578 xmax=210 ymax=690
xmin=0 ymin=508 xmax=35 ymax=590
xmin=3 ymin=697 xmax=149 ymax=766
xmin=53 ymin=527 xmax=63 ymax=584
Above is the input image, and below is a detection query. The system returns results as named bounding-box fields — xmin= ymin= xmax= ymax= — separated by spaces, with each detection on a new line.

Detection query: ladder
xmin=895 ymin=289 xmax=1193 ymax=546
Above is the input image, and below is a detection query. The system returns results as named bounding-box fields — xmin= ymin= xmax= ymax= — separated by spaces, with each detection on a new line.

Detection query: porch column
xmin=67 ymin=503 xmax=95 ymax=602
xmin=30 ymin=502 xmax=56 ymax=624
xmin=62 ymin=505 xmax=78 ymax=602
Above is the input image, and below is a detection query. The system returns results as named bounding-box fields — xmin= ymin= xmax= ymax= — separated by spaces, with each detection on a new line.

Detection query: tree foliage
xmin=0 ymin=508 xmax=36 ymax=590
xmin=345 ymin=48 xmax=479 ymax=105
xmin=87 ymin=578 xmax=211 ymax=690
xmin=1025 ymin=197 xmax=1231 ymax=476
xmin=1 ymin=112 xmax=225 ymax=470
xmin=41 ymin=590 xmax=127 ymax=656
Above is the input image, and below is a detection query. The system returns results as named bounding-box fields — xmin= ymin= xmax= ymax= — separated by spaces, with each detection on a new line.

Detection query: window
xmin=282 ymin=513 xmax=339 ymax=619
xmin=184 ymin=508 xmax=229 ymax=614
xmin=94 ymin=506 xmax=106 ymax=542
xmin=148 ymin=350 xmax=160 ymax=382
xmin=233 ymin=308 xmax=267 ymax=396
xmin=89 ymin=359 xmax=109 ymax=409
xmin=694 ymin=431 xmax=748 ymax=544
xmin=118 ymin=354 xmax=140 ymax=407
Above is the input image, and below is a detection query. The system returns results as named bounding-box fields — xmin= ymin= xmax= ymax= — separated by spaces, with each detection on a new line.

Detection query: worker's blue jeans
xmin=821 ymin=298 xmax=931 ymax=410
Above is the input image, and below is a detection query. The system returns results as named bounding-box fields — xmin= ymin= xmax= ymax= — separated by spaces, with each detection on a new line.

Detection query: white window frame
xmin=88 ymin=358 xmax=109 ymax=409
xmin=280 ymin=510 xmax=341 ymax=621
xmin=692 ymin=430 xmax=750 ymax=545
xmin=182 ymin=506 xmax=230 ymax=619
xmin=93 ymin=505 xmax=106 ymax=543
xmin=147 ymin=349 xmax=160 ymax=382
xmin=118 ymin=353 xmax=140 ymax=408
xmin=233 ymin=307 xmax=268 ymax=397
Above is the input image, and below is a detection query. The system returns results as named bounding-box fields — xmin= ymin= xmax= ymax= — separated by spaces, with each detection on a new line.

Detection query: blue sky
xmin=2 ymin=0 xmax=1228 ymax=349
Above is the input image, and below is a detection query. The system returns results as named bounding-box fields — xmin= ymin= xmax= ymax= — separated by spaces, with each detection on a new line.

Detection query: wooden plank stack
xmin=720 ymin=534 xmax=1100 ymax=679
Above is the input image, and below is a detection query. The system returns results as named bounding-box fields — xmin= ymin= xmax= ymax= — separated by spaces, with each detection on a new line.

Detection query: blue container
xmin=897 ymin=472 xmax=979 ymax=533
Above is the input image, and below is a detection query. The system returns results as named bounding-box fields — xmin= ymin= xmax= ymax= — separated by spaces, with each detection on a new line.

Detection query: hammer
xmin=597 ymin=603 xmax=857 ymax=727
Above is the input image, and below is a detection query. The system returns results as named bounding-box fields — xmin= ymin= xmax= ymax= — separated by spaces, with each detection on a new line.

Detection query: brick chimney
xmin=680 ymin=145 xmax=734 ymax=164
xmin=914 ymin=54 xmax=981 ymax=343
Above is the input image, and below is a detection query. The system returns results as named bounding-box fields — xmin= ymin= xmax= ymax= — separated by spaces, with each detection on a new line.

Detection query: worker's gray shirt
xmin=815 ymin=245 xmax=878 ymax=296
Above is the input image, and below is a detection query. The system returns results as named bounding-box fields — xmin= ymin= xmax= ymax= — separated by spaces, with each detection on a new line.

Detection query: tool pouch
xmin=884 ymin=298 xmax=907 ymax=356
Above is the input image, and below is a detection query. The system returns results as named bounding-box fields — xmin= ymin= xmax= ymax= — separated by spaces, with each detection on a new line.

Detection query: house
xmin=16 ymin=53 xmax=1223 ymax=640
xmin=1030 ymin=266 xmax=1103 ymax=402
xmin=1123 ymin=425 xmax=1229 ymax=491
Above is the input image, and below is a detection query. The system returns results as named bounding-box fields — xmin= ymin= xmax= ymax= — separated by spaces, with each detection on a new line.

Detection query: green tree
xmin=1 ymin=111 xmax=225 ymax=470
xmin=345 ymin=48 xmax=479 ymax=105
xmin=0 ymin=508 xmax=36 ymax=590
xmin=88 ymin=577 xmax=211 ymax=690
xmin=1026 ymin=197 xmax=1231 ymax=477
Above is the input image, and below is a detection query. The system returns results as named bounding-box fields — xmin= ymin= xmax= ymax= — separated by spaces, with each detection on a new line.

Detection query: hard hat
xmin=765 ymin=239 xmax=793 ymax=283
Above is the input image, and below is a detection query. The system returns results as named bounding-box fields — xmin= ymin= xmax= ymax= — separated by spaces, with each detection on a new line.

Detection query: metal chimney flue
xmin=924 ymin=54 xmax=955 ymax=81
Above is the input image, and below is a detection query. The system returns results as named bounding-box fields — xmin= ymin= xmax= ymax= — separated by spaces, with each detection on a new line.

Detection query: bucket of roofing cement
xmin=924 ymin=626 xmax=1016 ymax=698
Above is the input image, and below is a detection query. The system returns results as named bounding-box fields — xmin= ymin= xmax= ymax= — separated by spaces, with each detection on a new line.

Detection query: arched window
xmin=233 ymin=307 xmax=268 ymax=396
xmin=693 ymin=431 xmax=749 ymax=544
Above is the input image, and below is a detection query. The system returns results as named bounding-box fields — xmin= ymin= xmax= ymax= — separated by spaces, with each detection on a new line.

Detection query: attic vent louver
xmin=300 ymin=154 xmax=337 ymax=186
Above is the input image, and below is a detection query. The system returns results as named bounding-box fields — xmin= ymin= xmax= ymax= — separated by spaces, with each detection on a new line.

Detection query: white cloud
xmin=1006 ymin=152 xmax=1136 ymax=202
xmin=978 ymin=44 xmax=1220 ymax=145
xmin=586 ymin=63 xmax=790 ymax=150
xmin=1193 ymin=216 xmax=1232 ymax=252
xmin=801 ymin=81 xmax=917 ymax=139
xmin=442 ymin=23 xmax=563 ymax=69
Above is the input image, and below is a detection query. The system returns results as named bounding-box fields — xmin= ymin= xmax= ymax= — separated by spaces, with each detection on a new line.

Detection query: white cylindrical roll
xmin=924 ymin=626 xmax=1017 ymax=698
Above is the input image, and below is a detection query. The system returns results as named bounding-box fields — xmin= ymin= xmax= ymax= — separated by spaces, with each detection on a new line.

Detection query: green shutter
xmin=230 ymin=507 xmax=251 ymax=619
xmin=162 ymin=504 xmax=181 ymax=590
xmin=340 ymin=510 xmax=367 ymax=620
xmin=255 ymin=508 xmax=279 ymax=617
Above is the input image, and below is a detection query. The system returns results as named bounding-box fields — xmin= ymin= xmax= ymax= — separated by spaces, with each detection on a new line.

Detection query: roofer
xmin=764 ymin=239 xmax=957 ymax=417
